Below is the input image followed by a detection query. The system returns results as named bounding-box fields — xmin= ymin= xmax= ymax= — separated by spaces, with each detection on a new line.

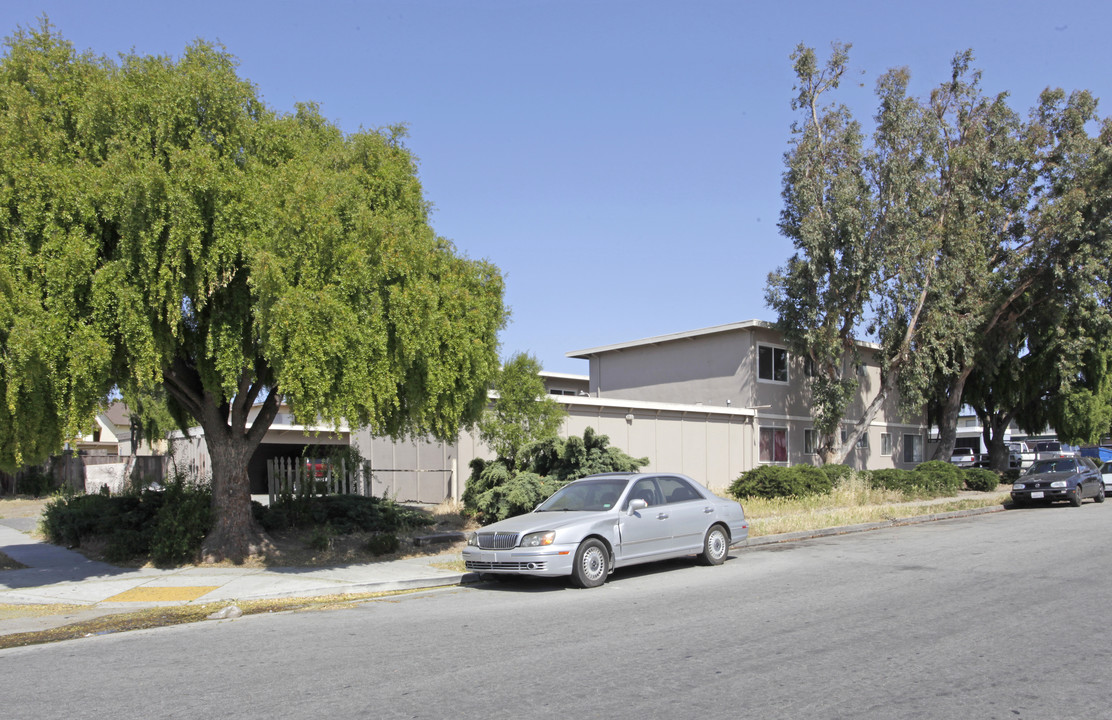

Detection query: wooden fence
xmin=265 ymin=457 xmax=454 ymax=505
xmin=265 ymin=457 xmax=374 ymax=505
xmin=0 ymin=454 xmax=169 ymax=495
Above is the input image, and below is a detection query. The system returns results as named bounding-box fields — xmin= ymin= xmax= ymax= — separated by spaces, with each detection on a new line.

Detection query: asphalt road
xmin=4 ymin=503 xmax=1110 ymax=719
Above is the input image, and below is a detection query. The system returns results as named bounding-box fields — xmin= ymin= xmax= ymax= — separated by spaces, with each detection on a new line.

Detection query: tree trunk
xmin=201 ymin=432 xmax=273 ymax=563
xmin=161 ymin=359 xmax=281 ymax=563
xmin=932 ymin=367 xmax=975 ymax=461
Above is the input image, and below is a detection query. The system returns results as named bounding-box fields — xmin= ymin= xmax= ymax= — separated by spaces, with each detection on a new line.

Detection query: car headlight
xmin=1050 ymin=481 xmax=1067 ymax=488
xmin=1012 ymin=483 xmax=1026 ymax=490
xmin=466 ymin=532 xmax=478 ymax=546
xmin=520 ymin=531 xmax=556 ymax=547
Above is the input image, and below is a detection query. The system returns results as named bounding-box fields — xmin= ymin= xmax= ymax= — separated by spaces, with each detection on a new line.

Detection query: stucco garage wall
xmin=560 ymin=401 xmax=752 ymax=490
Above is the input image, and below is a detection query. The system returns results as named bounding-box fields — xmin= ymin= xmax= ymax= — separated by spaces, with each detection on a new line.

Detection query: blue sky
xmin=4 ymin=1 xmax=1110 ymax=373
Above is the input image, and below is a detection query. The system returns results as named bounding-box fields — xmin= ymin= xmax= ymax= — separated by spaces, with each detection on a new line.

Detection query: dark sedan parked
xmin=1011 ymin=457 xmax=1106 ymax=507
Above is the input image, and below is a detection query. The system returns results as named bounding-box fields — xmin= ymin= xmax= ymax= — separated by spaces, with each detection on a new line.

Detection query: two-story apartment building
xmin=170 ymin=319 xmax=929 ymax=501
xmin=551 ymin=320 xmax=928 ymax=484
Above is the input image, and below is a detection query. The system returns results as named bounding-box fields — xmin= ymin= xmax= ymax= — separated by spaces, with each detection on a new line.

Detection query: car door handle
xmin=656 ymin=513 xmax=669 ymax=520
xmin=704 ymin=507 xmax=715 ymax=514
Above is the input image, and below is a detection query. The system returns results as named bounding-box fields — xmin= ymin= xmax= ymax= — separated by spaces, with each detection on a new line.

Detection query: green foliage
xmin=477 ymin=353 xmax=566 ymax=471
xmin=963 ymin=467 xmax=1002 ymax=492
xmin=254 ymin=494 xmax=433 ymax=535
xmin=148 ymin=480 xmax=213 ymax=565
xmin=0 ymin=23 xmax=506 ymax=558
xmin=867 ymin=468 xmax=916 ymax=493
xmin=527 ymin=427 xmax=648 ymax=482
xmin=728 ymin=465 xmax=834 ymax=500
xmin=365 ymin=533 xmax=400 ymax=556
xmin=820 ymin=463 xmax=854 ymax=486
xmin=40 ymin=478 xmax=211 ymax=563
xmin=306 ymin=523 xmax=336 ymax=552
xmin=15 ymin=468 xmax=53 ymax=497
xmin=463 ymin=427 xmax=649 ymax=522
xmin=462 ymin=459 xmax=558 ymax=523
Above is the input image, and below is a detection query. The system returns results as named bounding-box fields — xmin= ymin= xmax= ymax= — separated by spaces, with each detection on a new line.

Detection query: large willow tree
xmin=0 ymin=23 xmax=506 ymax=560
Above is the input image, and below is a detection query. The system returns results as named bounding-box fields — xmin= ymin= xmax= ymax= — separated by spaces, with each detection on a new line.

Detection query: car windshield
xmin=1035 ymin=442 xmax=1061 ymax=452
xmin=1028 ymin=459 xmax=1076 ymax=474
xmin=536 ymin=478 xmax=630 ymax=512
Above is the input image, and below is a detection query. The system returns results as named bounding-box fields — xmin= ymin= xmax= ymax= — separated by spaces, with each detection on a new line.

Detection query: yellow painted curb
xmin=104 ymin=586 xmax=219 ymax=602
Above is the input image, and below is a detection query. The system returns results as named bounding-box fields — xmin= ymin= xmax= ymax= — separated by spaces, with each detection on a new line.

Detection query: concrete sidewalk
xmin=1 ymin=503 xmax=1008 ymax=638
xmin=0 ymin=520 xmax=470 ymax=637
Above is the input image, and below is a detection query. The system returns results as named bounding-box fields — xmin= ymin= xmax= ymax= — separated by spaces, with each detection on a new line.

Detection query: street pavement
xmin=0 ymin=502 xmax=1007 ymax=637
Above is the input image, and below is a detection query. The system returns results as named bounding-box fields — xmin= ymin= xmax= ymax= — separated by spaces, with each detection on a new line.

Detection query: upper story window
xmin=758 ymin=345 xmax=788 ymax=383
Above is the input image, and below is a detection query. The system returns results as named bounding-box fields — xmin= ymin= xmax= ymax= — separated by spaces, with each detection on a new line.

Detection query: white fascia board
xmin=554 ymin=394 xmax=756 ymax=418
xmin=566 ymin=319 xmax=881 ymax=358
xmin=539 ymin=370 xmax=590 ymax=381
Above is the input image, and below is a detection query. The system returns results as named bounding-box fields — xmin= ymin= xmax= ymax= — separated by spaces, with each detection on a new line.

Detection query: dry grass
xmin=0 ymin=496 xmax=50 ymax=520
xmin=727 ymin=475 xmax=1009 ymax=537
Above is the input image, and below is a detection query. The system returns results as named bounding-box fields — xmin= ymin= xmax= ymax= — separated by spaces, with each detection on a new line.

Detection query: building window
xmin=881 ymin=433 xmax=892 ymax=456
xmin=760 ymin=427 xmax=788 ymax=463
xmin=804 ymin=429 xmax=815 ymax=455
xmin=548 ymin=389 xmax=575 ymax=396
xmin=903 ymin=434 xmax=923 ymax=463
xmin=758 ymin=345 xmax=788 ymax=383
xmin=803 ymin=355 xmax=815 ymax=378
xmin=840 ymin=428 xmax=868 ymax=449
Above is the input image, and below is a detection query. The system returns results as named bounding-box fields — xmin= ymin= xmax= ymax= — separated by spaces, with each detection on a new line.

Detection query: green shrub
xmin=911 ymin=460 xmax=965 ymax=495
xmin=365 ymin=533 xmax=400 ymax=556
xmin=40 ymin=479 xmax=211 ymax=563
xmin=820 ymin=464 xmax=854 ymax=486
xmin=16 ymin=469 xmax=53 ymax=497
xmin=1003 ymin=468 xmax=1022 ymax=483
xmin=462 ymin=459 xmax=563 ymax=522
xmin=868 ymin=468 xmax=916 ymax=492
xmin=728 ymin=465 xmax=833 ymax=500
xmin=306 ymin=523 xmax=336 ymax=551
xmin=255 ymin=493 xmax=434 ymax=534
xmin=963 ymin=468 xmax=1002 ymax=492
xmin=148 ymin=480 xmax=212 ymax=565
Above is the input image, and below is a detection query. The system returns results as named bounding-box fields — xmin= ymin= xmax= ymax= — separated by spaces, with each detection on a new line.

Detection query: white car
xmin=1034 ymin=441 xmax=1079 ymax=461
xmin=463 ymin=472 xmax=749 ymax=588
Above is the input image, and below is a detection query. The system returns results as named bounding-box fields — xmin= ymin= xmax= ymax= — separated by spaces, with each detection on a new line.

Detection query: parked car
xmin=1101 ymin=462 xmax=1112 ymax=497
xmin=1034 ymin=441 xmax=1079 ymax=461
xmin=1006 ymin=441 xmax=1035 ymax=469
xmin=949 ymin=448 xmax=978 ymax=468
xmin=462 ymin=472 xmax=749 ymax=588
xmin=1011 ymin=457 xmax=1105 ymax=507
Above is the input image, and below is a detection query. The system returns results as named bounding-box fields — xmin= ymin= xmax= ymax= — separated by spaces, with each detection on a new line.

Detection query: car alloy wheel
xmin=571 ymin=539 xmax=608 ymax=588
xmin=699 ymin=525 xmax=729 ymax=566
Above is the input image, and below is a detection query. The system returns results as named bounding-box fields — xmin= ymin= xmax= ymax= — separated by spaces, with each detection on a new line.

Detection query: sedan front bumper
xmin=462 ymin=544 xmax=579 ymax=577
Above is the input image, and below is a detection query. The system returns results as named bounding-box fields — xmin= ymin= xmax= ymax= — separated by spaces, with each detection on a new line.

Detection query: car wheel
xmin=1096 ymin=488 xmax=1106 ymax=504
xmin=698 ymin=524 xmax=729 ymax=566
xmin=571 ymin=539 xmax=609 ymax=588
xmin=1069 ymin=486 xmax=1084 ymax=507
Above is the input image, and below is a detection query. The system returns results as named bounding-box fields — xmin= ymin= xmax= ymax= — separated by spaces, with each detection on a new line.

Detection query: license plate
xmin=1031 ymin=491 xmax=1044 ymax=499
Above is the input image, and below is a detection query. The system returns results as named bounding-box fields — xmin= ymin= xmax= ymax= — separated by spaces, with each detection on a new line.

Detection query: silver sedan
xmin=463 ymin=472 xmax=749 ymax=588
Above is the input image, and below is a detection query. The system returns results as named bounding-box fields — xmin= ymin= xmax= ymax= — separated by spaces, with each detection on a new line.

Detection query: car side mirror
xmin=628 ymin=498 xmax=648 ymax=514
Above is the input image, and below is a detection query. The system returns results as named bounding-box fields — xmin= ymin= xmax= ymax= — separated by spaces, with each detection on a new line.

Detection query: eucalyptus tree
xmin=767 ymin=43 xmax=881 ymax=464
xmin=0 ymin=24 xmax=506 ymax=560
xmin=770 ymin=43 xmax=1110 ymax=464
